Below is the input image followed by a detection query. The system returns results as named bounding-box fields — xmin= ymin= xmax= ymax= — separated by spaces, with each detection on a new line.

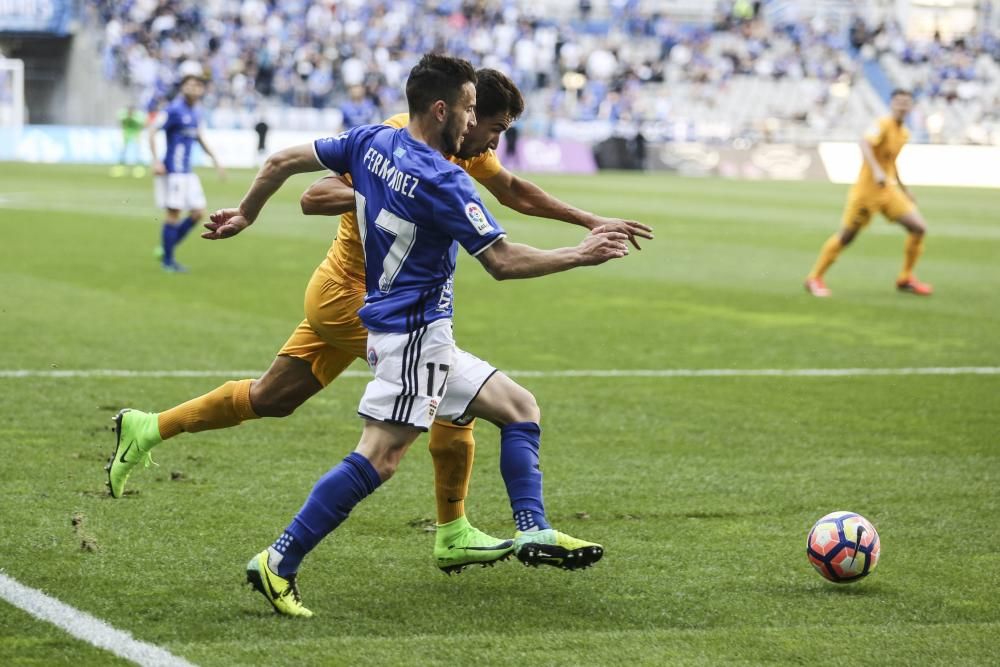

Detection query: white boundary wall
xmin=3 ymin=124 xmax=1000 ymax=188
xmin=818 ymin=142 xmax=1000 ymax=188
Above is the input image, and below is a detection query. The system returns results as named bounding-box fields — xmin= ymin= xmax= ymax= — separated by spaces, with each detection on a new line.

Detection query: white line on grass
xmin=0 ymin=571 xmax=195 ymax=667
xmin=1 ymin=367 xmax=998 ymax=379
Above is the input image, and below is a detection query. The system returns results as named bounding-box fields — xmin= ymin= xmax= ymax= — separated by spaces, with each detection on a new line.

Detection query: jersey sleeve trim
xmin=469 ymin=233 xmax=506 ymax=257
xmin=312 ymin=140 xmax=341 ymax=175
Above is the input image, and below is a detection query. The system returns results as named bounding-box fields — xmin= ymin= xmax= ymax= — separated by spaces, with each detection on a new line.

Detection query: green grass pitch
xmin=0 ymin=162 xmax=998 ymax=665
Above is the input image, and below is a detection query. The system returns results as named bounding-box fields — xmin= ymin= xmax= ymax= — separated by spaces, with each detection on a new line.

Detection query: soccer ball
xmin=806 ymin=511 xmax=880 ymax=583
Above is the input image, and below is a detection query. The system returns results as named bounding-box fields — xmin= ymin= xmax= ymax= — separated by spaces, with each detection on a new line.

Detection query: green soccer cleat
xmin=434 ymin=516 xmax=514 ymax=575
xmin=105 ymin=409 xmax=161 ymax=498
xmin=514 ymin=529 xmax=604 ymax=571
xmin=246 ymin=550 xmax=313 ymax=618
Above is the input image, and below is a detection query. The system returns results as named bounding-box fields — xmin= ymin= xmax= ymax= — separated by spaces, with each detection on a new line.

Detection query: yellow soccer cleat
xmin=514 ymin=529 xmax=604 ymax=571
xmin=434 ymin=516 xmax=514 ymax=575
xmin=105 ymin=409 xmax=160 ymax=498
xmin=245 ymin=550 xmax=313 ymax=618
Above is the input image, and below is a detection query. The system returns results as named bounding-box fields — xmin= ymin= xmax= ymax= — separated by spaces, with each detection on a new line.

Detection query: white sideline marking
xmin=0 ymin=367 xmax=998 ymax=379
xmin=0 ymin=571 xmax=195 ymax=667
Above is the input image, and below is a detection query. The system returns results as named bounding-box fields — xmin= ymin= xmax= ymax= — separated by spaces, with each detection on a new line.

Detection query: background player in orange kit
xmin=805 ymin=89 xmax=932 ymax=297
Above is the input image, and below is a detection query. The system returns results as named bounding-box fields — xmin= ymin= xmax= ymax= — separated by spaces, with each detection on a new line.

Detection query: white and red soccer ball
xmin=807 ymin=511 xmax=880 ymax=583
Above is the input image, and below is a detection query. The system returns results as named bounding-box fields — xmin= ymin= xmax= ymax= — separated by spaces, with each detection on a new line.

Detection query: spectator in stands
xmin=340 ymin=85 xmax=379 ymax=129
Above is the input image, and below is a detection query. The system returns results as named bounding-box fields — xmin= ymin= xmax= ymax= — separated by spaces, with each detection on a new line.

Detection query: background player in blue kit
xmin=340 ymin=84 xmax=379 ymax=129
xmin=149 ymin=74 xmax=225 ymax=272
xmin=202 ymin=54 xmax=630 ymax=617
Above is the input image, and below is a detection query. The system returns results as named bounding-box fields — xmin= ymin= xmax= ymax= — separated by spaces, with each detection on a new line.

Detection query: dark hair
xmin=475 ymin=69 xmax=525 ymax=121
xmin=406 ymin=53 xmax=478 ymax=116
xmin=180 ymin=74 xmax=205 ymax=86
xmin=890 ymin=88 xmax=912 ymax=98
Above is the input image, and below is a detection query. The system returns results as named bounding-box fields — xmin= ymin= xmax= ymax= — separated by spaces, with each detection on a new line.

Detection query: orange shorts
xmin=278 ymin=261 xmax=368 ymax=386
xmin=841 ymin=185 xmax=916 ymax=230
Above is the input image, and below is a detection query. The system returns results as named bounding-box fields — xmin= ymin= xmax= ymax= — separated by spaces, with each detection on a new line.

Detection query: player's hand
xmin=215 ymin=165 xmax=227 ymax=182
xmin=153 ymin=161 xmax=166 ymax=176
xmin=577 ymin=228 xmax=630 ymax=266
xmin=589 ymin=217 xmax=654 ymax=250
xmin=203 ymin=208 xmax=252 ymax=240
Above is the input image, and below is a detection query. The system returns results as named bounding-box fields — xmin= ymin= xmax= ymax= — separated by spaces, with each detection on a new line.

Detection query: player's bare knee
xmin=359 ymin=442 xmax=408 ymax=481
xmin=517 ymin=391 xmax=541 ymax=424
xmin=897 ymin=212 xmax=926 ymax=236
xmin=375 ymin=456 xmax=400 ymax=481
xmin=366 ymin=454 xmax=397 ymax=481
xmin=189 ymin=209 xmax=204 ymax=223
xmin=469 ymin=373 xmax=541 ymax=426
xmin=250 ymin=357 xmax=321 ymax=418
xmin=249 ymin=378 xmax=305 ymax=418
xmin=249 ymin=380 xmax=284 ymax=418
xmin=502 ymin=387 xmax=540 ymax=425
xmin=356 ymin=422 xmax=419 ymax=481
xmin=264 ymin=396 xmax=300 ymax=418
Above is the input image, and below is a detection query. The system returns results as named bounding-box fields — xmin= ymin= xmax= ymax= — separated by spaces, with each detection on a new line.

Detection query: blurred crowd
xmin=851 ymin=13 xmax=1000 ymax=143
xmin=85 ymin=0 xmax=999 ymax=143
xmin=852 ymin=14 xmax=999 ymax=103
xmin=84 ymin=1 xmax=852 ymax=120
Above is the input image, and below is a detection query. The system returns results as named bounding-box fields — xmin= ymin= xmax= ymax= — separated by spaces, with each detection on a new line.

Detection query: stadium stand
xmin=856 ymin=16 xmax=1000 ymax=144
xmin=82 ymin=0 xmax=997 ymax=144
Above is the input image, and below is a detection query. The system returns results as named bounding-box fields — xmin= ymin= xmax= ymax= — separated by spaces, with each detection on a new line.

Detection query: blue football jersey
xmin=313 ymin=125 xmax=506 ymax=334
xmin=162 ymin=97 xmax=201 ymax=174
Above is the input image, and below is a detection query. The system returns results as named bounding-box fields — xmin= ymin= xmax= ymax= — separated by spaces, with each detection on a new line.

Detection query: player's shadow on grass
xmin=773 ymin=580 xmax=890 ymax=598
xmin=815 ymin=582 xmax=887 ymax=596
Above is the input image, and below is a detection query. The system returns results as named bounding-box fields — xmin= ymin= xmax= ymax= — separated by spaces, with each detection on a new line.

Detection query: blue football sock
xmin=500 ymin=421 xmax=550 ymax=532
xmin=270 ymin=452 xmax=382 ymax=576
xmin=161 ymin=223 xmax=179 ymax=266
xmin=175 ymin=216 xmax=196 ymax=244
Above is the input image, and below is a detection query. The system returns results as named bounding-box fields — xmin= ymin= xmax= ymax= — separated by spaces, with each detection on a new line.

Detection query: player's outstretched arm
xmin=148 ymin=122 xmax=164 ymax=175
xmin=300 ymin=175 xmax=356 ymax=216
xmin=197 ymin=130 xmax=226 ymax=181
xmin=481 ymin=168 xmax=653 ymax=249
xmin=203 ymin=144 xmax=324 ymax=239
xmin=859 ymin=137 xmax=886 ymax=186
xmin=476 ymin=227 xmax=629 ymax=281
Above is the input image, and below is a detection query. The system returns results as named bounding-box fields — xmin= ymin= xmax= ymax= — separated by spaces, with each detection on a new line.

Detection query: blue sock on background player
xmin=269 ymin=452 xmax=382 ymax=576
xmin=499 ymin=421 xmax=551 ymax=532
xmin=161 ymin=222 xmax=179 ymax=266
xmin=174 ymin=215 xmax=197 ymax=244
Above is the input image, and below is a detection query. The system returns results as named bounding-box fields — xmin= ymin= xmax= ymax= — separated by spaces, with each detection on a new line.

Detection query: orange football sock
xmin=428 ymin=420 xmax=476 ymax=524
xmin=157 ymin=379 xmax=258 ymax=440
xmin=808 ymin=234 xmax=845 ymax=280
xmin=898 ymin=233 xmax=925 ymax=282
